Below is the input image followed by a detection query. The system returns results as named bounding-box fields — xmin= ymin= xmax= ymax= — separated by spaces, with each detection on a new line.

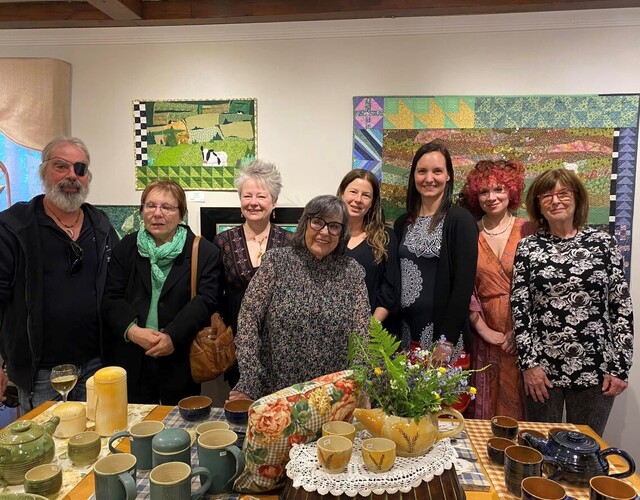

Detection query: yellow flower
xmin=374 ymin=367 xmax=383 ymax=376
xmin=438 ymin=367 xmax=447 ymax=375
xmin=432 ymin=392 xmax=440 ymax=400
xmin=469 ymin=387 xmax=477 ymax=395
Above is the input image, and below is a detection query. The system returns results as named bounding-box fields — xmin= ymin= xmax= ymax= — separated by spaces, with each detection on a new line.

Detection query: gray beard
xmin=44 ymin=178 xmax=90 ymax=212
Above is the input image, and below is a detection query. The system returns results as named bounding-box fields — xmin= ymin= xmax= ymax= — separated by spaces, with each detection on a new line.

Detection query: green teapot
xmin=0 ymin=417 xmax=60 ymax=485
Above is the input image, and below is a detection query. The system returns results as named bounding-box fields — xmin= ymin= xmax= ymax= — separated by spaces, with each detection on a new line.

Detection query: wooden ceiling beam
xmin=0 ymin=0 xmax=639 ymax=29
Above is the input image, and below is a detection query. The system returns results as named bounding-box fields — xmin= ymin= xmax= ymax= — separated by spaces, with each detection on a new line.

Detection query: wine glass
xmin=50 ymin=364 xmax=78 ymax=403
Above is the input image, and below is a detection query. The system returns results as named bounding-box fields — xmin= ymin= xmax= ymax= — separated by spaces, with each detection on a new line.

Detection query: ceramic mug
xmin=109 ymin=421 xmax=165 ymax=470
xmin=197 ymin=429 xmax=245 ymax=495
xmin=361 ymin=437 xmax=396 ymax=473
xmin=589 ymin=476 xmax=638 ymax=500
xmin=24 ymin=463 xmax=63 ymax=499
xmin=521 ymin=476 xmax=576 ymax=500
xmin=150 ymin=461 xmax=212 ymax=500
xmin=317 ymin=435 xmax=353 ymax=474
xmin=504 ymin=445 xmax=544 ymax=496
xmin=195 ymin=421 xmax=230 ymax=438
xmin=93 ymin=453 xmax=137 ymax=500
xmin=322 ymin=421 xmax=357 ymax=442
xmin=68 ymin=431 xmax=102 ymax=466
xmin=487 ymin=437 xmax=515 ymax=466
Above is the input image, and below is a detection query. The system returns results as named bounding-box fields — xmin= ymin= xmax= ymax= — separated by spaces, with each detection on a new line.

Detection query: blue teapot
xmin=522 ymin=430 xmax=635 ymax=486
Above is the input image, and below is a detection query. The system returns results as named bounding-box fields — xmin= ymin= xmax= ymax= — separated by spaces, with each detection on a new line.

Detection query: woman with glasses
xmin=394 ymin=140 xmax=478 ymax=365
xmin=228 ymin=195 xmax=370 ymax=400
xmin=337 ymin=169 xmax=400 ymax=333
xmin=214 ymin=160 xmax=292 ymax=387
xmin=460 ymin=159 xmax=530 ymax=420
xmin=511 ymin=168 xmax=633 ymax=434
xmin=103 ymin=180 xmax=223 ymax=404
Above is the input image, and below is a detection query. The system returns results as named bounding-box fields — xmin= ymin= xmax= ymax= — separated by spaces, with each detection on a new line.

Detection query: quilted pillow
xmin=233 ymin=370 xmax=360 ymax=493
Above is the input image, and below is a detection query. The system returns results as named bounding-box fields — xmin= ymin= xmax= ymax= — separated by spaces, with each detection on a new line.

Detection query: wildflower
xmin=433 ymin=392 xmax=440 ymax=400
xmin=374 ymin=367 xmax=383 ymax=376
xmin=469 ymin=387 xmax=477 ymax=395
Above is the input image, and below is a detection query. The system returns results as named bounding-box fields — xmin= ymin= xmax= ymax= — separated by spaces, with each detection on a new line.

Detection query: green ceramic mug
xmin=93 ymin=453 xmax=137 ymax=500
xmin=109 ymin=421 xmax=165 ymax=470
xmin=197 ymin=429 xmax=245 ymax=495
xmin=150 ymin=461 xmax=212 ymax=500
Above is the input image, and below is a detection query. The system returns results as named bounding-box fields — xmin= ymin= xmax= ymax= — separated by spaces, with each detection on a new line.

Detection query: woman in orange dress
xmin=461 ymin=160 xmax=530 ymax=420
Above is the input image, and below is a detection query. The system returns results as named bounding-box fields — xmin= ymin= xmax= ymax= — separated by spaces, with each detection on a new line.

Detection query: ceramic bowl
xmin=491 ymin=415 xmax=518 ymax=440
xmin=68 ymin=431 xmax=102 ymax=466
xmin=486 ymin=437 xmax=514 ymax=465
xmin=224 ymin=399 xmax=253 ymax=425
xmin=23 ymin=464 xmax=62 ymax=499
xmin=178 ymin=395 xmax=212 ymax=422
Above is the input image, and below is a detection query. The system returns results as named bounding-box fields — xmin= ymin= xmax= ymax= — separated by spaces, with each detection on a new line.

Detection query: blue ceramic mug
xmin=150 ymin=461 xmax=212 ymax=500
xmin=197 ymin=429 xmax=245 ymax=495
xmin=109 ymin=421 xmax=165 ymax=470
xmin=93 ymin=453 xmax=137 ymax=500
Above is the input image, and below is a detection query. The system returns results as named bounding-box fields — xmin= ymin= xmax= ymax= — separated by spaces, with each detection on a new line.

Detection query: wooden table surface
xmin=15 ymin=402 xmax=640 ymax=500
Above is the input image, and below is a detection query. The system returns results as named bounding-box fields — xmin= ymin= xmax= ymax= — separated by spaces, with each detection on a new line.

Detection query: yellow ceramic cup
xmin=361 ymin=437 xmax=396 ymax=473
xmin=317 ymin=435 xmax=352 ymax=474
xmin=322 ymin=421 xmax=356 ymax=442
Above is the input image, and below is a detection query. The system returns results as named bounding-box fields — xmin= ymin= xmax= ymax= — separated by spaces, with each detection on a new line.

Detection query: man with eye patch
xmin=0 ymin=136 xmax=119 ymax=413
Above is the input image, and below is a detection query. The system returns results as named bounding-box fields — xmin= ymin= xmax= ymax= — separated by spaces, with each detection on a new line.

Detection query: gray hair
xmin=235 ymin=159 xmax=283 ymax=202
xmin=291 ymin=195 xmax=351 ymax=256
xmin=39 ymin=136 xmax=91 ymax=182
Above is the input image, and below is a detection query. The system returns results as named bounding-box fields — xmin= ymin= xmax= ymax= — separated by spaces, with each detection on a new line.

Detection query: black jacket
xmin=0 ymin=195 xmax=119 ymax=393
xmin=102 ymin=226 xmax=222 ymax=402
xmin=394 ymin=205 xmax=478 ymax=351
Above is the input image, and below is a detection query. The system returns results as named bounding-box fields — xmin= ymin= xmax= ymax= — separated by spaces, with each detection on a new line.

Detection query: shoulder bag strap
xmin=191 ymin=235 xmax=201 ymax=299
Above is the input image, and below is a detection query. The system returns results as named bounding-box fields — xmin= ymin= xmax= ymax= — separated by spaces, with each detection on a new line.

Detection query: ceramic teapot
xmin=0 ymin=416 xmax=60 ymax=485
xmin=522 ymin=429 xmax=635 ymax=485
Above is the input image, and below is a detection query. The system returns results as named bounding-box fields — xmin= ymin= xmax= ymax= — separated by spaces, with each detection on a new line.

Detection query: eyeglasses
xmin=42 ymin=157 xmax=88 ymax=177
xmin=537 ymin=189 xmax=573 ymax=206
xmin=478 ymin=186 xmax=507 ymax=199
xmin=308 ymin=216 xmax=345 ymax=236
xmin=143 ymin=202 xmax=179 ymax=215
xmin=68 ymin=241 xmax=84 ymax=277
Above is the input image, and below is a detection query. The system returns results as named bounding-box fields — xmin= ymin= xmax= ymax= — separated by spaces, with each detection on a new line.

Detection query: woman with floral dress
xmin=393 ymin=141 xmax=478 ymax=364
xmin=511 ymin=168 xmax=633 ymax=435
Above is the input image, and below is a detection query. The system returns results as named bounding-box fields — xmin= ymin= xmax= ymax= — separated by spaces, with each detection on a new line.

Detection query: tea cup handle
xmin=190 ymin=466 xmax=212 ymax=500
xmin=118 ymin=470 xmax=137 ymax=500
xmin=222 ymin=445 xmax=246 ymax=491
xmin=434 ymin=407 xmax=466 ymax=440
xmin=108 ymin=431 xmax=131 ymax=454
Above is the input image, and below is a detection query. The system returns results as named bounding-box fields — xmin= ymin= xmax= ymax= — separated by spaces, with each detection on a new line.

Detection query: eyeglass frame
xmin=307 ymin=216 xmax=345 ymax=236
xmin=68 ymin=240 xmax=84 ymax=277
xmin=42 ymin=157 xmax=89 ymax=177
xmin=537 ymin=189 xmax=574 ymax=206
xmin=142 ymin=202 xmax=180 ymax=215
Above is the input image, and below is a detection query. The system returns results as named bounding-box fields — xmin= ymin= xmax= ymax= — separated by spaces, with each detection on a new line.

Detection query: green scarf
xmin=137 ymin=225 xmax=187 ymax=329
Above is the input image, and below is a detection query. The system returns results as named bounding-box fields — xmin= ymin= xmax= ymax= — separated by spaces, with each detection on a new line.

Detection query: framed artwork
xmin=353 ymin=95 xmax=640 ymax=278
xmin=96 ymin=204 xmax=187 ymax=239
xmin=133 ymin=98 xmax=257 ymax=191
xmin=200 ymin=207 xmax=304 ymax=242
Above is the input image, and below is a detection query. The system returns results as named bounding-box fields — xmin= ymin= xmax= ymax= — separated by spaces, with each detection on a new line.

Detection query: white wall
xmin=1 ymin=8 xmax=640 ymax=454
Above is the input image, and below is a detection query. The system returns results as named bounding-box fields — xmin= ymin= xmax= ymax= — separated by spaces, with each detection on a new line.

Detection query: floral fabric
xmin=511 ymin=227 xmax=634 ymax=386
xmin=234 ymin=370 xmax=360 ymax=493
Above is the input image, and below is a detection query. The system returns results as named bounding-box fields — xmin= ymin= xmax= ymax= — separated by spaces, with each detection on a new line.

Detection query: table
xmin=12 ymin=403 xmax=640 ymax=499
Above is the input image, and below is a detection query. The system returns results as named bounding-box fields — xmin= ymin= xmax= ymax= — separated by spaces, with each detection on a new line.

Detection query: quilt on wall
xmin=352 ymin=95 xmax=640 ymax=278
xmin=134 ymin=99 xmax=257 ymax=191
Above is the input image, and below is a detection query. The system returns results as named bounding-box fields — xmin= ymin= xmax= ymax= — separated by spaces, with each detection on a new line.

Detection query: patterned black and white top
xmin=234 ymin=246 xmax=370 ymax=399
xmin=511 ymin=227 xmax=634 ymax=387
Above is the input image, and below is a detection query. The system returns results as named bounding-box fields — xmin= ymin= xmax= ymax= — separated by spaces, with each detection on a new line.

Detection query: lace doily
xmin=285 ymin=432 xmax=457 ymax=497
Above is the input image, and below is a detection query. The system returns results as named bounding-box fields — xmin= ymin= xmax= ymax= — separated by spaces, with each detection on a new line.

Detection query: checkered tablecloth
xmin=464 ymin=419 xmax=637 ymax=500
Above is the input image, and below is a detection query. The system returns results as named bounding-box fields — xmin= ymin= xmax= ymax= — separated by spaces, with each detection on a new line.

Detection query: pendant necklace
xmin=481 ymin=213 xmax=513 ymax=237
xmin=45 ymin=199 xmax=81 ymax=238
xmin=245 ymin=223 xmax=270 ymax=261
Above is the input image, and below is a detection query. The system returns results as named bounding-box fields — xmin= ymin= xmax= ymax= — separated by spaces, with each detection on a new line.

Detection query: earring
xmin=271 ymin=209 xmax=276 ymax=221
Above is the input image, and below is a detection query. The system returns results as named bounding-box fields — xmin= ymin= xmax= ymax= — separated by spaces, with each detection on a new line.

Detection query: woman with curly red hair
xmin=461 ymin=159 xmax=530 ymax=420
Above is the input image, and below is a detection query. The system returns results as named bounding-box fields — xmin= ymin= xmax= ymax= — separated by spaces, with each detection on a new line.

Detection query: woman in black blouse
xmin=337 ymin=169 xmax=399 ymax=333
xmin=394 ymin=141 xmax=478 ymax=364
xmin=512 ymin=168 xmax=633 ymax=435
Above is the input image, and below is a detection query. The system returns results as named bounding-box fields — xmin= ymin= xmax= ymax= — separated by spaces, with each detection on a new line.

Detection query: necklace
xmin=244 ymin=223 xmax=270 ymax=261
xmin=44 ymin=199 xmax=81 ymax=238
xmin=481 ymin=213 xmax=513 ymax=237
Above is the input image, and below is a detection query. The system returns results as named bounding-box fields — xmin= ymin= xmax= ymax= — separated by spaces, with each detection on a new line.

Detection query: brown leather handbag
xmin=189 ymin=236 xmax=237 ymax=383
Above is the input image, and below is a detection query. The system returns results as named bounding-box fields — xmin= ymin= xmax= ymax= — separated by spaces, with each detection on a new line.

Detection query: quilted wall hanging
xmin=134 ymin=98 xmax=257 ymax=190
xmin=352 ymin=95 xmax=640 ymax=277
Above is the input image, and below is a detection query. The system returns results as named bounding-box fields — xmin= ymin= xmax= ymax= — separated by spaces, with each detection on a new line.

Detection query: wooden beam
xmin=0 ymin=0 xmax=639 ymax=29
xmin=86 ymin=0 xmax=143 ymax=20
